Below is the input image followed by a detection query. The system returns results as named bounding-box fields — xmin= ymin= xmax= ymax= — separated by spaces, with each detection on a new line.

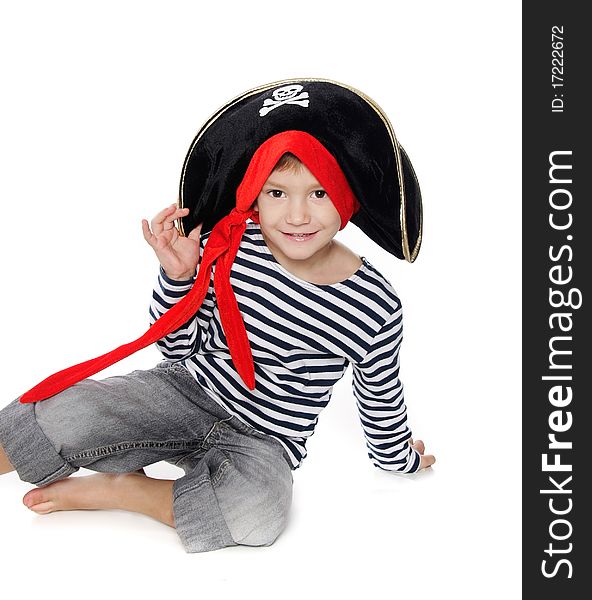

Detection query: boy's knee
xmin=33 ymin=386 xmax=97 ymax=456
xmin=0 ymin=397 xmax=79 ymax=486
xmin=237 ymin=516 xmax=288 ymax=546
xmin=231 ymin=467 xmax=293 ymax=547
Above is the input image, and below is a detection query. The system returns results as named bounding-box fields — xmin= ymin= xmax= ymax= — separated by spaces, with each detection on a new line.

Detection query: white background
xmin=0 ymin=1 xmax=521 ymax=598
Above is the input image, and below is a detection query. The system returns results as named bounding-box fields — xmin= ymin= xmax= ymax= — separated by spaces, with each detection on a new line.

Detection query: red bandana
xmin=20 ymin=131 xmax=359 ymax=403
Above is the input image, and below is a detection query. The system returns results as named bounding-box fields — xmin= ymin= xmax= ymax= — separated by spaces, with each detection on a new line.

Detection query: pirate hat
xmin=180 ymin=78 xmax=422 ymax=261
xmin=20 ymin=78 xmax=422 ymax=403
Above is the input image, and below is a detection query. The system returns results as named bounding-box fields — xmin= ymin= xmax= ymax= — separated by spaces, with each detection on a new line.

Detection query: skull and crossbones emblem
xmin=259 ymin=84 xmax=310 ymax=116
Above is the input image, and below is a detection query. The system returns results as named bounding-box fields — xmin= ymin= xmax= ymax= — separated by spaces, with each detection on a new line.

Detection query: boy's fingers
xmin=411 ymin=439 xmax=425 ymax=455
xmin=164 ymin=206 xmax=187 ymax=225
xmin=151 ymin=204 xmax=179 ymax=233
xmin=160 ymin=207 xmax=190 ymax=236
xmin=152 ymin=203 xmax=177 ymax=225
xmin=143 ymin=219 xmax=169 ymax=250
xmin=141 ymin=219 xmax=156 ymax=246
xmin=420 ymin=454 xmax=436 ymax=470
xmin=187 ymin=222 xmax=203 ymax=241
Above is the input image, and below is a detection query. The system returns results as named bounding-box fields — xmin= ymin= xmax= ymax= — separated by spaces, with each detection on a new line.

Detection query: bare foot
xmin=22 ymin=472 xmax=175 ymax=527
xmin=23 ymin=473 xmax=121 ymax=514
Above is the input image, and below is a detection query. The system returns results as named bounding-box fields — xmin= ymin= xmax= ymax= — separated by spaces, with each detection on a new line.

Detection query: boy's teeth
xmin=284 ymin=231 xmax=315 ymax=240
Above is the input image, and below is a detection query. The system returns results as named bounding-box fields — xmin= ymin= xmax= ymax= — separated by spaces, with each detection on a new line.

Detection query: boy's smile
xmin=252 ymin=163 xmax=342 ymax=278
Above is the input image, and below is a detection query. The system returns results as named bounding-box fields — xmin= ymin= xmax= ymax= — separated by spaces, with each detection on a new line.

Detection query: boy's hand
xmin=409 ymin=438 xmax=436 ymax=470
xmin=142 ymin=203 xmax=203 ymax=280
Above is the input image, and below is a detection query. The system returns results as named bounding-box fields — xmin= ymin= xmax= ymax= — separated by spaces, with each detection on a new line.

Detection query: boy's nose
xmin=285 ymin=198 xmax=311 ymax=225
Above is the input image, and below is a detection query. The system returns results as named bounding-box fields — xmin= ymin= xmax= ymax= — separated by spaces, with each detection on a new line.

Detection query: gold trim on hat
xmin=178 ymin=77 xmax=422 ymax=263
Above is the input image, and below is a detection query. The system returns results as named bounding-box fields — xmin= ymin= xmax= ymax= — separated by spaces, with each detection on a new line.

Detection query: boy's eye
xmin=264 ymin=189 xmax=328 ymax=199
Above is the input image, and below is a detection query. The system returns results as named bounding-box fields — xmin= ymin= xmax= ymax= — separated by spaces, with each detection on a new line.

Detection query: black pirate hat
xmin=180 ymin=78 xmax=422 ymax=262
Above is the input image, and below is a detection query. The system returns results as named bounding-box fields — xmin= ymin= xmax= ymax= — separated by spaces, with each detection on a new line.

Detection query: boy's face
xmin=252 ymin=163 xmax=342 ymax=266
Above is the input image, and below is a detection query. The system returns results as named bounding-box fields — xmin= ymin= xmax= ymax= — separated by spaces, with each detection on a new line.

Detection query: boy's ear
xmin=252 ymin=200 xmax=258 ymax=213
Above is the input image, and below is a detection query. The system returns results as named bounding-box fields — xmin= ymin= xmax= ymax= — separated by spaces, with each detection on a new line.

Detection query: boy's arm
xmin=148 ymin=236 xmax=214 ymax=361
xmin=351 ymin=306 xmax=422 ymax=474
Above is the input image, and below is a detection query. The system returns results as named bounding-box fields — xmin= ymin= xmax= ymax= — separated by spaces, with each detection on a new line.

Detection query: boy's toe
xmin=23 ymin=488 xmax=48 ymax=508
xmin=23 ymin=488 xmax=57 ymax=513
xmin=28 ymin=501 xmax=55 ymax=514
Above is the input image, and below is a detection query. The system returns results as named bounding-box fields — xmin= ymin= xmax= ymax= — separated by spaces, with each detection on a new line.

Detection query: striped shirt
xmin=149 ymin=222 xmax=420 ymax=473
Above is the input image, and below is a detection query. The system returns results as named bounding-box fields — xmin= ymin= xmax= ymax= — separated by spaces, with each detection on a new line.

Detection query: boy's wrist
xmin=160 ymin=266 xmax=196 ymax=283
xmin=168 ymin=272 xmax=194 ymax=282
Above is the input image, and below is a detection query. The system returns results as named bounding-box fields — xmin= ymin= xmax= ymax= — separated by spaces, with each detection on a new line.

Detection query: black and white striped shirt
xmin=149 ymin=222 xmax=420 ymax=472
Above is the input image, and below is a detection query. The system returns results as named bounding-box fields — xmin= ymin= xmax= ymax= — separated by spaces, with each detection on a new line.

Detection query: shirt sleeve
xmin=148 ymin=237 xmax=215 ymax=361
xmin=351 ymin=304 xmax=421 ymax=473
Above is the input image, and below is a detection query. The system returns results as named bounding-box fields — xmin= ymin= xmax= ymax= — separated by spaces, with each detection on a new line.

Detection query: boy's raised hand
xmin=142 ymin=203 xmax=203 ymax=280
xmin=409 ymin=438 xmax=436 ymax=470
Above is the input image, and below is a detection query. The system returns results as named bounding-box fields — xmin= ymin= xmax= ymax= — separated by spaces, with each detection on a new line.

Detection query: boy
xmin=0 ymin=80 xmax=434 ymax=553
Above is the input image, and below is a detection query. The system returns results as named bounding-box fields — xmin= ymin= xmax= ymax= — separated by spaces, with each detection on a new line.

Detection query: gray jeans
xmin=0 ymin=361 xmax=293 ymax=553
